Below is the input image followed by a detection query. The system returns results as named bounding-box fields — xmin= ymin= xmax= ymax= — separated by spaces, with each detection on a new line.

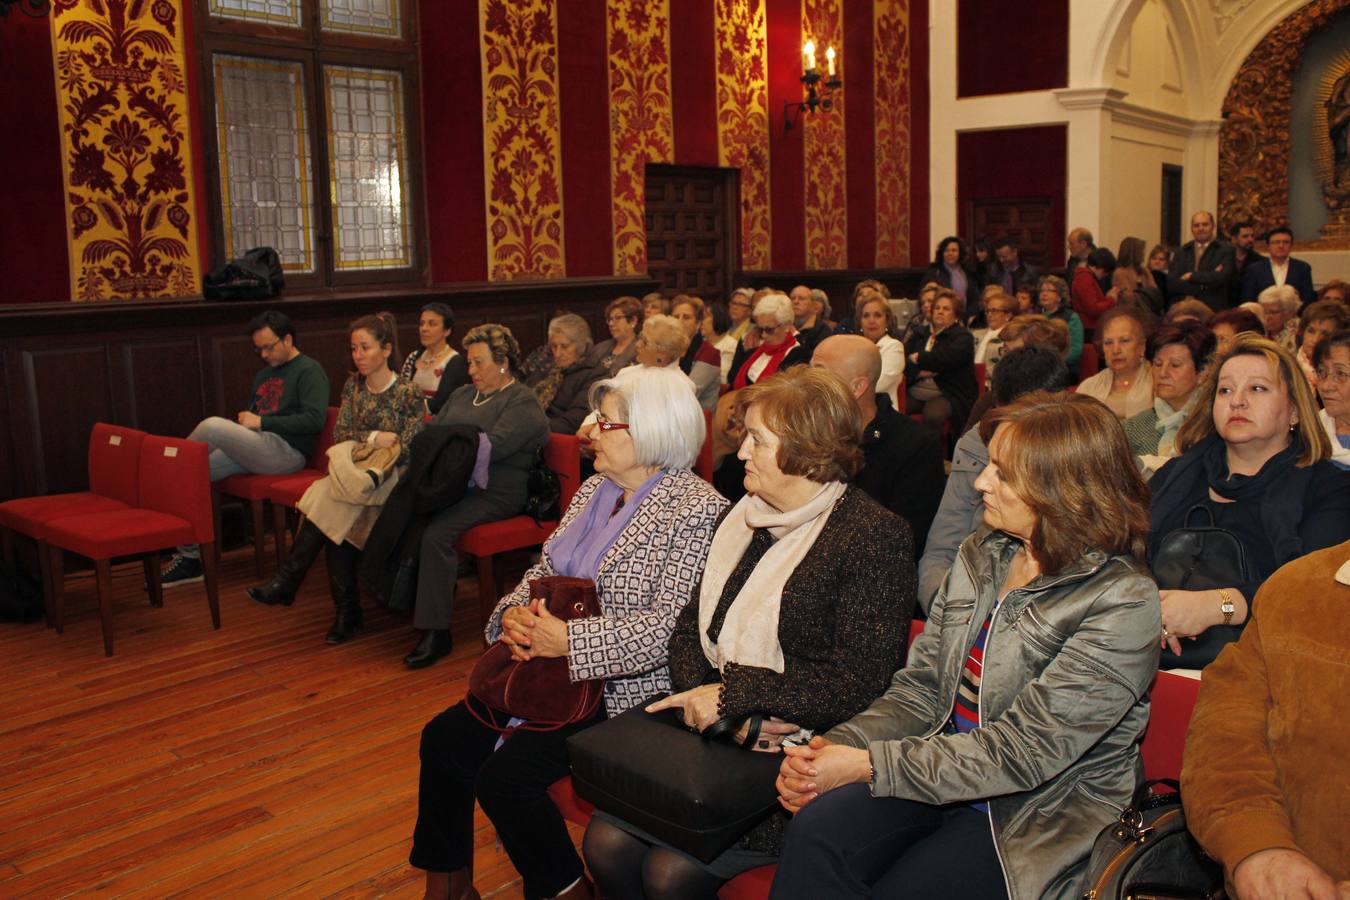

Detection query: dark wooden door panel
xmin=23 ymin=346 xmax=114 ymax=494
xmin=645 ymin=165 xmax=738 ymax=301
xmin=119 ymin=339 xmax=206 ymax=438
xmin=968 ymin=198 xmax=1054 ymax=269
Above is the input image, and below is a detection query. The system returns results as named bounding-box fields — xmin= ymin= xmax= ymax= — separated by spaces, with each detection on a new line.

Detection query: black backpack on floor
xmin=203 ymin=246 xmax=285 ymax=301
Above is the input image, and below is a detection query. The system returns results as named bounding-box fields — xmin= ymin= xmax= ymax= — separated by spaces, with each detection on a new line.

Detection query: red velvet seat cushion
xmin=720 ymin=866 xmax=776 ymax=899
xmin=266 ymin=473 xmax=325 ymax=509
xmin=456 ymin=516 xmax=555 ymax=555
xmin=216 ymin=468 xmax=321 ymax=501
xmin=44 ymin=509 xmax=196 ymax=560
xmin=1141 ymin=671 xmax=1202 ymax=782
xmin=0 ymin=493 xmax=130 ymax=538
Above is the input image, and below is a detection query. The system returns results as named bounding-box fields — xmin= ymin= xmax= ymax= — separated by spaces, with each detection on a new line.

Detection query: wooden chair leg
xmin=1 ymin=526 xmax=13 ymax=575
xmin=200 ymin=541 xmax=221 ymax=630
xmin=48 ymin=544 xmax=65 ymax=634
xmin=476 ymin=553 xmax=496 ymax=645
xmin=95 ymin=558 xmax=114 ymax=656
xmin=272 ymin=504 xmax=288 ymax=569
xmin=37 ymin=537 xmax=54 ymax=628
xmin=211 ymin=494 xmax=223 ymax=568
xmin=250 ymin=499 xmax=267 ymax=578
xmin=143 ymin=554 xmax=164 ymax=607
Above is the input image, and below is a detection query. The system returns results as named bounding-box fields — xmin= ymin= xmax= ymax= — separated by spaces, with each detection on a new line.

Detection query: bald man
xmin=1167 ymin=211 xmax=1237 ymax=311
xmin=812 ymin=335 xmax=946 ymax=559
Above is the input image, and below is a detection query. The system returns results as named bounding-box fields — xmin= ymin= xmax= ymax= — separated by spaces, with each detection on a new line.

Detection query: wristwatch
xmin=1217 ymin=589 xmax=1235 ymax=626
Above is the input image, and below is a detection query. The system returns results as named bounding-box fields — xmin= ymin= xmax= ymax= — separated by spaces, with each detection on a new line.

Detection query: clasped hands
xmin=499 ymin=600 xmax=569 ymax=661
xmin=775 ymin=736 xmax=872 ymax=814
xmin=645 ymin=686 xmax=800 ymax=752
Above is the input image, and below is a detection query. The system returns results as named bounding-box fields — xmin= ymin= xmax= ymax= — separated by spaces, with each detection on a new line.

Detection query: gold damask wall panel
xmin=1219 ymin=0 xmax=1350 ymax=237
xmin=51 ymin=0 xmax=203 ymax=301
xmin=802 ymin=0 xmax=846 ymax=269
xmin=481 ymin=0 xmax=566 ymax=280
xmin=608 ymin=0 xmax=674 ymax=276
xmin=715 ymin=0 xmax=771 ymax=271
xmin=874 ymin=0 xmax=911 ymax=267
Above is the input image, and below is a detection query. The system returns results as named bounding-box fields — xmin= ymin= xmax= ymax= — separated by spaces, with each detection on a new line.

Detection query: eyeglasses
xmin=755 ymin=324 xmax=782 ymax=335
xmin=254 ymin=338 xmax=281 ymax=356
xmin=1316 ymin=367 xmax=1350 ymax=385
xmin=607 ymin=315 xmax=631 ymax=324
xmin=593 ymin=415 xmax=630 ymax=433
xmin=730 ymin=300 xmax=752 ymax=310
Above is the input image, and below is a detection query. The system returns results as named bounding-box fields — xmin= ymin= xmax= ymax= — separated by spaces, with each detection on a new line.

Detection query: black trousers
xmin=409 ymin=695 xmax=604 ymax=900
xmin=769 ymin=783 xmax=1008 ymax=900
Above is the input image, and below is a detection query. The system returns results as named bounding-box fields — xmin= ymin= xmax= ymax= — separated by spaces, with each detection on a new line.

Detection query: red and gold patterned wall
xmin=1 ymin=0 xmax=926 ymax=302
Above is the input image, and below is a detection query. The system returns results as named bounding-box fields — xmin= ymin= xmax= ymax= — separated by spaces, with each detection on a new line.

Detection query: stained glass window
xmin=321 ymin=0 xmax=401 ymax=37
xmin=209 ymin=0 xmax=302 ymax=28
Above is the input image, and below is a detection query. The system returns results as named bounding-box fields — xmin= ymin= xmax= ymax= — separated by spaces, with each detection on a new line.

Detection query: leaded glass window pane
xmin=324 ymin=66 xmax=411 ymax=270
xmin=214 ymin=55 xmax=317 ymax=273
xmin=321 ymin=0 xmax=401 ymax=37
xmin=209 ymin=0 xmax=302 ymax=28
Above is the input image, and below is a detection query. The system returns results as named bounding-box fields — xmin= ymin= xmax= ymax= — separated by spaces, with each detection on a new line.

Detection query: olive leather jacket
xmin=826 ymin=527 xmax=1160 ymax=900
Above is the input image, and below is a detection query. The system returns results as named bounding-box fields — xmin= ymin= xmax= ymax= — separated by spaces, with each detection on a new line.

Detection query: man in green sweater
xmin=162 ymin=311 xmax=330 ymax=586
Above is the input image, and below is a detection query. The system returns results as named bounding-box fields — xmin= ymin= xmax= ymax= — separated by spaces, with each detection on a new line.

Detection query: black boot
xmin=324 ymin=539 xmax=363 ymax=644
xmin=247 ymin=521 xmax=325 ymax=606
xmin=404 ymin=629 xmax=452 ymax=669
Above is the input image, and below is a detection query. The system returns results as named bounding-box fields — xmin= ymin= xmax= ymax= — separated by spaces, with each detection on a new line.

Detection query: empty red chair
xmin=457 ymin=433 xmax=583 ymax=631
xmin=214 ymin=407 xmax=340 ymax=575
xmin=0 ymin=423 xmax=147 ymax=623
xmin=44 ymin=435 xmax=220 ymax=656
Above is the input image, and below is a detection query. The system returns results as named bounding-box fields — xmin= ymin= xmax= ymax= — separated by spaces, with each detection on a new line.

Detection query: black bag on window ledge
xmin=203 ymin=246 xmax=284 ymax=301
xmin=1151 ymin=504 xmax=1254 ymax=670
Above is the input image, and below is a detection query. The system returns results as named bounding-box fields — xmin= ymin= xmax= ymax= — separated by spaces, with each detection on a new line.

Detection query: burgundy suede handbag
xmin=468 ymin=575 xmax=604 ymax=733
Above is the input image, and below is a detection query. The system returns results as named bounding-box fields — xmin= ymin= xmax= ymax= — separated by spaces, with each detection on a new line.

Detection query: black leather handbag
xmin=566 ymin=695 xmax=782 ymax=863
xmin=523 ymin=447 xmax=561 ymax=525
xmin=1151 ymin=504 xmax=1254 ymax=669
xmin=1080 ymin=780 xmax=1225 ymax=900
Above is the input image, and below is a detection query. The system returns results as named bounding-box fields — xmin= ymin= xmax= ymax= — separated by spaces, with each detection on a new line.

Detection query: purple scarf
xmin=547 ymin=470 xmax=666 ymax=581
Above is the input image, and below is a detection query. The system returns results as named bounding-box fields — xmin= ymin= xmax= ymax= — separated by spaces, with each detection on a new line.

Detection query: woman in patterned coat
xmin=409 ymin=366 xmax=728 ymax=900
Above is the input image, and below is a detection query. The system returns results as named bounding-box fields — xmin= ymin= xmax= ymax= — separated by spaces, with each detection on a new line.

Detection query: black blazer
xmin=1240 ymin=257 xmax=1315 ymax=307
xmin=1167 ymin=240 xmax=1237 ymax=311
xmin=921 ymin=264 xmax=982 ymax=315
xmin=904 ymin=325 xmax=978 ymax=426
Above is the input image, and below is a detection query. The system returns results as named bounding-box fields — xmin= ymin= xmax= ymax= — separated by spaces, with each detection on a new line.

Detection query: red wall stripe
xmin=909 ymin=0 xmax=930 ymax=265
xmin=671 ymin=0 xmax=718 ymax=166
xmin=2 ymin=14 xmax=68 ymax=302
xmin=843 ymin=0 xmax=875 ymax=270
xmin=180 ymin=0 xmax=213 ymax=280
xmin=422 ymin=0 xmax=486 ymax=283
xmin=558 ymin=0 xmax=613 ymax=277
xmin=766 ymin=0 xmax=804 ymax=270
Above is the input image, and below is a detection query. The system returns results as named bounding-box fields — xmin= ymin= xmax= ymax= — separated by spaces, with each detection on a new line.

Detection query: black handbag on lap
xmin=566 ymin=695 xmax=782 ymax=863
xmin=1151 ymin=504 xmax=1254 ymax=669
xmin=1080 ymin=780 xmax=1225 ymax=900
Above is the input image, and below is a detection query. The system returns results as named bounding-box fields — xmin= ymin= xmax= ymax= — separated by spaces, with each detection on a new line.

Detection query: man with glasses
xmin=161 ymin=310 xmax=330 ymax=586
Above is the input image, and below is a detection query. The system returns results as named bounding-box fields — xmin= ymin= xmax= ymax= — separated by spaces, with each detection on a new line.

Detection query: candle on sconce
xmin=825 ymin=45 xmax=836 ymax=77
xmin=803 ymin=40 xmax=816 ymax=72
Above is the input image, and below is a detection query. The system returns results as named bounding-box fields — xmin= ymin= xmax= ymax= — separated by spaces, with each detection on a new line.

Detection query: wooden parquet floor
xmin=0 ymin=545 xmax=565 ymax=899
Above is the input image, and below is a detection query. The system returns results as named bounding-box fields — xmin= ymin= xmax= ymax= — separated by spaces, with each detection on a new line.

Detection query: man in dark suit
xmin=1167 ymin=210 xmax=1236 ymax=311
xmin=1241 ymin=225 xmax=1316 ymax=307
xmin=993 ymin=237 xmax=1038 ymax=297
xmin=1228 ymin=221 xmax=1264 ymax=308
xmin=811 ymin=335 xmax=946 ymax=560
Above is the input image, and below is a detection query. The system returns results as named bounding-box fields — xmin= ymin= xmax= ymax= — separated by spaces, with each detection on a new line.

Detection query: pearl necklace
xmin=473 ymin=378 xmax=515 ymax=407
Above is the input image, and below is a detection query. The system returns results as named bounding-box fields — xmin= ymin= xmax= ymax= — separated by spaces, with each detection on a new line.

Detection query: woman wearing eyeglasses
xmin=729 ymin=293 xmax=810 ymax=389
xmin=588 ymin=296 xmax=644 ymax=377
xmin=1315 ymin=329 xmax=1350 ymax=469
xmin=409 ymin=367 xmax=728 ymax=900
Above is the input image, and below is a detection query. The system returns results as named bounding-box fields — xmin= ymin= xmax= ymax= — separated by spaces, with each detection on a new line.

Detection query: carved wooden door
xmin=968 ymin=198 xmax=1054 ymax=269
xmin=644 ymin=165 xmax=738 ymax=301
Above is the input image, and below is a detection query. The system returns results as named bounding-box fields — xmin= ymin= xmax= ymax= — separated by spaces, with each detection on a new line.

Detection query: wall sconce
xmin=783 ymin=40 xmax=841 ymax=135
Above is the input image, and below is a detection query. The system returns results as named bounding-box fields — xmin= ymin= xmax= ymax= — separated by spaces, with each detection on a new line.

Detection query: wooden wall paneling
xmin=22 ymin=346 xmax=114 ymax=495
xmin=294 ymin=328 xmax=364 ymax=406
xmin=119 ymin=338 xmax=208 ymax=439
xmin=0 ymin=351 xmax=16 ymax=500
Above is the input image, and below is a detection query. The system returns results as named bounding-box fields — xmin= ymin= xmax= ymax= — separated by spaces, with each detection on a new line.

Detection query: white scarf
xmin=1320 ymin=409 xmax=1350 ymax=468
xmin=1153 ymin=396 xmax=1193 ymax=458
xmin=698 ymin=481 xmax=847 ymax=674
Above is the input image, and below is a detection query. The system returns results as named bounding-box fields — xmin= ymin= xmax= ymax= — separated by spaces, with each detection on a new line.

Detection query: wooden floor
xmin=0 ymin=543 xmax=567 ymax=899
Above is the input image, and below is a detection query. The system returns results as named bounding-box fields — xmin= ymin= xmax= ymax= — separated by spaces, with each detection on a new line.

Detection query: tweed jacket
xmin=485 ymin=469 xmax=728 ymax=717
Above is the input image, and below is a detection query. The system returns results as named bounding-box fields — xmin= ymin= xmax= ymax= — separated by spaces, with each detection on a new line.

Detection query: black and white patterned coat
xmin=485 ymin=469 xmax=728 ymax=716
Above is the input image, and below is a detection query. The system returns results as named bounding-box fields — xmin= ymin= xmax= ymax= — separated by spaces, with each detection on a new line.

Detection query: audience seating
xmin=696 ymin=409 xmax=714 ymax=482
xmin=0 ymin=423 xmax=148 ymax=626
xmin=1077 ymin=343 xmax=1100 ymax=383
xmin=974 ymin=362 xmax=986 ymax=395
xmin=457 ymin=433 xmax=583 ymax=632
xmin=214 ymin=407 xmax=340 ymax=576
xmin=43 ymin=435 xmax=220 ymax=656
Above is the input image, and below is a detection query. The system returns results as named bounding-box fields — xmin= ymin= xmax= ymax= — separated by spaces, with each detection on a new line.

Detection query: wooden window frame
xmin=194 ymin=0 xmax=427 ymax=290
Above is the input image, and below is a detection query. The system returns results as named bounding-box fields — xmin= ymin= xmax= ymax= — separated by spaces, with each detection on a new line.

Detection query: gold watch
xmin=1217 ymin=589 xmax=1235 ymax=626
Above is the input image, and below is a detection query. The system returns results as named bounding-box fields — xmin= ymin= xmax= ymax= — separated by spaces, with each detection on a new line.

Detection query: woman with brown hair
xmin=1113 ymin=236 xmax=1163 ymax=317
xmin=773 ymin=391 xmax=1159 ymax=900
xmin=1295 ymin=299 xmax=1350 ymax=386
xmin=1148 ymin=333 xmax=1350 ymax=669
xmin=588 ymin=295 xmax=643 ymax=377
xmin=905 ymin=288 xmax=978 ymax=435
xmin=1122 ymin=320 xmax=1216 ymax=460
xmin=582 ymin=366 xmax=916 ymax=899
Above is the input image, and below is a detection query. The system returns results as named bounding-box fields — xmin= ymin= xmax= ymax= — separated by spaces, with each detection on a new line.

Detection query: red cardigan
xmin=1071 ymin=267 xmax=1115 ymax=331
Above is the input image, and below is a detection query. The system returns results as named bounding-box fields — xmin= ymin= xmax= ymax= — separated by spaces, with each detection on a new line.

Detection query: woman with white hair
xmin=1259 ymin=284 xmax=1301 ymax=353
xmin=729 ymin=292 xmax=810 ymax=389
xmin=527 ymin=313 xmax=606 ymax=433
xmin=410 ymin=367 xmax=728 ymax=900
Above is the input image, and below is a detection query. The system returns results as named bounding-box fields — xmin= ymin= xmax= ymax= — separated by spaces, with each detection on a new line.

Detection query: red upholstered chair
xmin=457 ymin=433 xmax=583 ymax=631
xmin=974 ymin=362 xmax=987 ymax=395
xmin=44 ymin=435 xmax=220 ymax=656
xmin=1140 ymin=670 xmax=1202 ymax=783
xmin=696 ymin=409 xmax=715 ymax=482
xmin=1077 ymin=342 xmax=1100 ymax=383
xmin=0 ymin=423 xmax=147 ymax=625
xmin=214 ymin=407 xmax=340 ymax=576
